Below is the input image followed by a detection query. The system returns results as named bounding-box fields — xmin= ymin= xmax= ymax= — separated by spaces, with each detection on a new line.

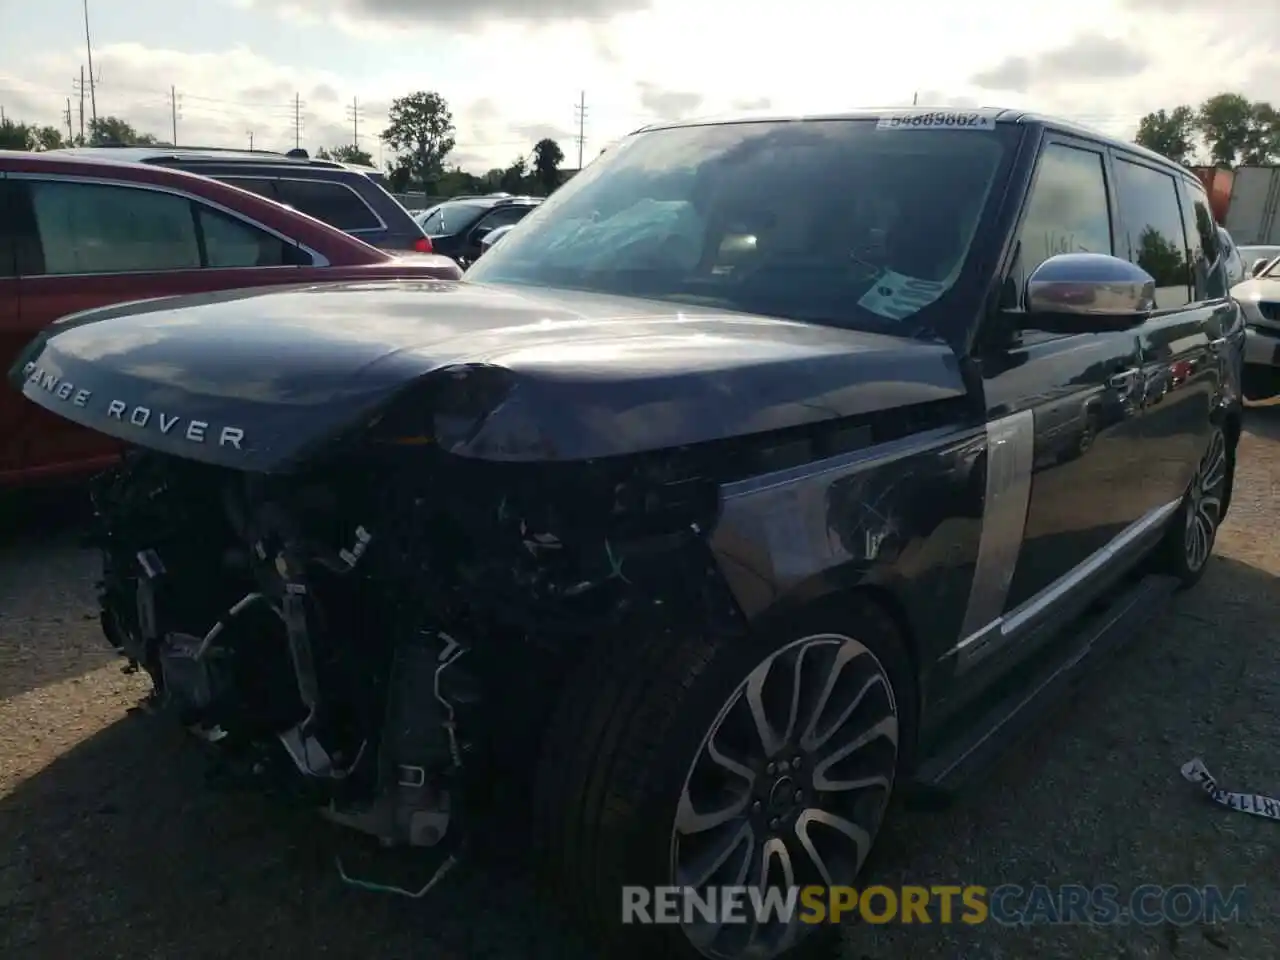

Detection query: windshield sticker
xmin=876 ymin=111 xmax=995 ymax=131
xmin=857 ymin=270 xmax=948 ymax=321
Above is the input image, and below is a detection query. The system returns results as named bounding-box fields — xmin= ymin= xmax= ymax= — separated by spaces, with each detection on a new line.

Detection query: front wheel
xmin=532 ymin=597 xmax=914 ymax=960
xmin=1155 ymin=425 xmax=1230 ymax=588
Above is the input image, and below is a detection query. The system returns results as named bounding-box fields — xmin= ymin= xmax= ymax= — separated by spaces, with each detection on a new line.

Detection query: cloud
xmin=512 ymin=123 xmax=575 ymax=145
xmin=731 ymin=97 xmax=773 ymax=111
xmin=240 ymin=0 xmax=651 ymax=31
xmin=971 ymin=33 xmax=1149 ymax=92
xmin=636 ymin=82 xmax=703 ymax=121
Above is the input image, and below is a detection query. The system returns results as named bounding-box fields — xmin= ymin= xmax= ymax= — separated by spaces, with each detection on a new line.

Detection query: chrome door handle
xmin=1208 ymin=337 xmax=1228 ymax=354
xmin=1109 ymin=367 xmax=1139 ymax=389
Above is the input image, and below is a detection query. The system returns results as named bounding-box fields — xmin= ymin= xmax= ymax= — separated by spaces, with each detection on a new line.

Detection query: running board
xmin=906 ymin=573 xmax=1180 ymax=799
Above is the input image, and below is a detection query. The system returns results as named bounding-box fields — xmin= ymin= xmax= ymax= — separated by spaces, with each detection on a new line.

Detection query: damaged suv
xmin=11 ymin=109 xmax=1244 ymax=960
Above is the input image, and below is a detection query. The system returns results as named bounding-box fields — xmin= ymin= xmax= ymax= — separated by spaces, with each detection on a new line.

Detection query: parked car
xmin=1230 ymin=252 xmax=1280 ymax=399
xmin=49 ymin=145 xmax=433 ymax=254
xmin=13 ymin=108 xmax=1244 ymax=960
xmin=418 ymin=195 xmax=541 ymax=266
xmin=1238 ymin=244 xmax=1280 ymax=278
xmin=0 ymin=150 xmax=460 ymax=487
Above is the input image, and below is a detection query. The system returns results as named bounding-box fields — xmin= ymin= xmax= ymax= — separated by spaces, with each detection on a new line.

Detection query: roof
xmin=47 ymin=144 xmax=350 ymax=170
xmin=630 ymin=106 xmax=1195 ymax=179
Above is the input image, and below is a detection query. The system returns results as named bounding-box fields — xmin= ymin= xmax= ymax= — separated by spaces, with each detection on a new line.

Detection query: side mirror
xmin=471 ymin=224 xmax=494 ymax=245
xmin=1251 ymin=257 xmax=1270 ymax=278
xmin=1023 ymin=253 xmax=1155 ymax=333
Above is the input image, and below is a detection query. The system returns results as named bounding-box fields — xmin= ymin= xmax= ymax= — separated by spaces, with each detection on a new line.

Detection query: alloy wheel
xmin=1185 ymin=429 xmax=1227 ymax=573
xmin=670 ymin=634 xmax=899 ymax=960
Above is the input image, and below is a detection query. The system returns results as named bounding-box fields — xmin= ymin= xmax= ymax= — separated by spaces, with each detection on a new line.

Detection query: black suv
xmin=418 ymin=195 xmax=541 ymax=265
xmin=51 ymin=146 xmax=431 ymax=254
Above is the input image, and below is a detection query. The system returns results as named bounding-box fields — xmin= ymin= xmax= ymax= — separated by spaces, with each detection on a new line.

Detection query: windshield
xmin=466 ymin=118 xmax=1020 ymax=335
xmin=1254 ymin=254 xmax=1280 ymax=279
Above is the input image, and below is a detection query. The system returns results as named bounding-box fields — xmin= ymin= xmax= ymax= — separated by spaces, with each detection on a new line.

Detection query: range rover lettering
xmin=9 ymin=108 xmax=1245 ymax=960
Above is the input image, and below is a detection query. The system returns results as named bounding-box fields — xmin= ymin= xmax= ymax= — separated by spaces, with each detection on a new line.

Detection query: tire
xmin=1154 ymin=424 xmax=1231 ymax=589
xmin=532 ymin=595 xmax=915 ymax=960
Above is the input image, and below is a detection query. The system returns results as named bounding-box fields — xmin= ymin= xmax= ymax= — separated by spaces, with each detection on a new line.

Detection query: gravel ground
xmin=2 ymin=412 xmax=1278 ymax=960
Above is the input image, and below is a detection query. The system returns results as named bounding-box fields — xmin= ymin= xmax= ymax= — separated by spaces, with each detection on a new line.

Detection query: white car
xmin=1238 ymin=244 xmax=1280 ymax=278
xmin=1230 ymin=254 xmax=1280 ymax=399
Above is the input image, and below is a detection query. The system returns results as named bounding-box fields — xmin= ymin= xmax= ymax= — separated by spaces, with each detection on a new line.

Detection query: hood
xmin=1231 ymin=276 xmax=1280 ymax=328
xmin=11 ymin=280 xmax=967 ymax=471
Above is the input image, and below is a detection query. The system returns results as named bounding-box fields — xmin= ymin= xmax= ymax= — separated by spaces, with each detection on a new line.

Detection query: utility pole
xmin=83 ymin=0 xmax=98 ymax=126
xmin=1 ymin=106 xmax=6 ymax=124
xmin=168 ymin=86 xmax=182 ymax=145
xmin=76 ymin=66 xmax=86 ymax=142
xmin=248 ymin=131 xmax=254 ymax=150
xmin=64 ymin=99 xmax=73 ymax=141
xmin=347 ymin=96 xmax=361 ymax=149
xmin=574 ymin=91 xmax=588 ymax=169
xmin=912 ymin=91 xmax=919 ymax=106
xmin=293 ymin=93 xmax=303 ymax=149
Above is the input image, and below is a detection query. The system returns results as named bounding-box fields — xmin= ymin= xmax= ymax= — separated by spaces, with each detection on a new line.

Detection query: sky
xmin=0 ymin=0 xmax=1277 ymax=174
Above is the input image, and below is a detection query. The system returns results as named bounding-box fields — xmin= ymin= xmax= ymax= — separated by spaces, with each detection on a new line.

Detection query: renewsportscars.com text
xmin=622 ymin=884 xmax=1249 ymax=927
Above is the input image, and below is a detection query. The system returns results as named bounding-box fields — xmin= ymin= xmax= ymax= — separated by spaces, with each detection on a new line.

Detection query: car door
xmin=965 ymin=135 xmax=1156 ymax=668
xmin=4 ymin=175 xmax=312 ymax=481
xmin=1110 ymin=155 xmax=1225 ymax=508
xmin=462 ymin=205 xmax=535 ymax=263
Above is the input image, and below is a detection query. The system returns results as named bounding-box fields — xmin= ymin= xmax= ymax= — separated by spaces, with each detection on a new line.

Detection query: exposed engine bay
xmin=90 ymin=442 xmax=734 ymax=860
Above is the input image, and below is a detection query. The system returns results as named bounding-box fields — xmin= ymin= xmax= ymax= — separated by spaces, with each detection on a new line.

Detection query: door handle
xmin=1109 ymin=367 xmax=1139 ymax=389
xmin=1207 ymin=337 xmax=1228 ymax=354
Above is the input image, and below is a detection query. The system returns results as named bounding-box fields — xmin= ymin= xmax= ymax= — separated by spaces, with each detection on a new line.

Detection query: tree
xmin=89 ymin=116 xmax=160 ymax=146
xmin=1195 ymin=93 xmax=1279 ymax=166
xmin=532 ymin=138 xmax=565 ymax=195
xmin=317 ymin=144 xmax=373 ymax=165
xmin=0 ymin=118 xmax=36 ymax=149
xmin=1135 ymin=106 xmax=1196 ymax=165
xmin=499 ymin=155 xmax=528 ymax=194
xmin=380 ymin=91 xmax=456 ymax=195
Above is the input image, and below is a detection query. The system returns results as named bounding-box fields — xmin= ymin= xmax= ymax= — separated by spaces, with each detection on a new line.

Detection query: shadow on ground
xmin=2 ymin=553 xmax=1276 ymax=960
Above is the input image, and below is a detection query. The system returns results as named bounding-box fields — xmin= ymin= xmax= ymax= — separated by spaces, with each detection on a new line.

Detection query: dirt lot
xmin=2 ymin=413 xmax=1278 ymax=960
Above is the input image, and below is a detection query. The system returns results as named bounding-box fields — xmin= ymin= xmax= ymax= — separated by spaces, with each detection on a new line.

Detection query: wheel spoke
xmin=744 ymin=660 xmax=789 ymax=759
xmin=797 ymin=641 xmax=868 ymax=752
xmin=679 ymin=818 xmax=757 ymax=890
xmin=794 ymin=808 xmax=873 ymax=887
xmin=676 ymin=782 xmax=753 ymax=836
xmin=1201 ymin=439 xmax=1227 ymax=491
xmin=812 ymin=716 xmax=899 ymax=790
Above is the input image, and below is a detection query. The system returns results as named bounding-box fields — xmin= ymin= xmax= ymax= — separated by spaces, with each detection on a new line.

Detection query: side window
xmin=195 ymin=205 xmax=310 ymax=268
xmin=27 ymin=180 xmax=201 ymax=275
xmin=219 ymin=177 xmax=279 ymax=201
xmin=475 ymin=205 xmax=533 ymax=233
xmin=272 ymin=179 xmax=381 ymax=231
xmin=0 ymin=180 xmax=15 ymax=278
xmin=1013 ymin=143 xmax=1112 ymax=302
xmin=420 ymin=209 xmax=443 ymax=234
xmin=1113 ymin=158 xmax=1191 ymax=309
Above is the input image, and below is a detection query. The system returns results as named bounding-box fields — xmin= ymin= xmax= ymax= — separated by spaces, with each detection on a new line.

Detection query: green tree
xmin=1134 ymin=106 xmax=1196 ymax=165
xmin=1135 ymin=227 xmax=1187 ymax=287
xmin=0 ymin=118 xmax=37 ymax=149
xmin=89 ymin=115 xmax=160 ymax=146
xmin=498 ymin=155 xmax=528 ymax=194
xmin=380 ymin=91 xmax=456 ymax=195
xmin=1195 ymin=93 xmax=1279 ymax=166
xmin=317 ymin=144 xmax=373 ymax=165
xmin=32 ymin=126 xmax=67 ymax=150
xmin=532 ymin=138 xmax=564 ymax=195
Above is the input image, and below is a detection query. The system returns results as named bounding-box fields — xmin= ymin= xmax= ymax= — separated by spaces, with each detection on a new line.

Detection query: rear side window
xmin=420 ymin=208 xmax=444 ymax=233
xmin=28 ymin=180 xmax=201 ymax=274
xmin=272 ymin=179 xmax=381 ymax=231
xmin=434 ymin=202 xmax=489 ymax=235
xmin=1011 ymin=143 xmax=1112 ymax=301
xmin=1114 ymin=158 xmax=1191 ymax=309
xmin=195 ymin=205 xmax=310 ymax=268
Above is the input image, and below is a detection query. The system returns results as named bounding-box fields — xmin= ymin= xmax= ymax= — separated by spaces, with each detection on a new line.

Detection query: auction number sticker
xmin=876 ymin=111 xmax=995 ymax=130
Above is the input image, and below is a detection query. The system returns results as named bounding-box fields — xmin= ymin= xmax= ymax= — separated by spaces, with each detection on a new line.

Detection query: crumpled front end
xmin=91 ymin=430 xmax=732 ymax=853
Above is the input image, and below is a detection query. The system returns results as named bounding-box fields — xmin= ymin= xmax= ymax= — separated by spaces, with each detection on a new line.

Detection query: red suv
xmin=1 ymin=151 xmax=460 ymax=486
